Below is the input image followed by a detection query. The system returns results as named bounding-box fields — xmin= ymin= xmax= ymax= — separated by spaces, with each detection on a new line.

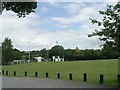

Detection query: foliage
xmin=20 ymin=51 xmax=31 ymax=60
xmin=65 ymin=49 xmax=80 ymax=61
xmin=64 ymin=49 xmax=118 ymax=61
xmin=39 ymin=48 xmax=47 ymax=59
xmin=30 ymin=50 xmax=40 ymax=59
xmin=2 ymin=37 xmax=14 ymax=65
xmin=13 ymin=48 xmax=22 ymax=60
xmin=49 ymin=45 xmax=65 ymax=58
xmin=88 ymin=2 xmax=120 ymax=55
xmin=20 ymin=48 xmax=118 ymax=61
xmin=1 ymin=1 xmax=37 ymax=18
xmin=1 ymin=37 xmax=118 ymax=63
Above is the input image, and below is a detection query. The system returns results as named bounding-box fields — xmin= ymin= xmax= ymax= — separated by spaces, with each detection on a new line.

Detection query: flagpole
xmin=29 ymin=41 xmax=30 ymax=61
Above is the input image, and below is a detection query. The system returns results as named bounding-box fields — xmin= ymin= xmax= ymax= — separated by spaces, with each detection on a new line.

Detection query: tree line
xmin=30 ymin=46 xmax=119 ymax=61
xmin=1 ymin=37 xmax=119 ymax=65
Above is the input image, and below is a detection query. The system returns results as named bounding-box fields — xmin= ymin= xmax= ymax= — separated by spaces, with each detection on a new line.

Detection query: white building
xmin=12 ymin=60 xmax=25 ymax=64
xmin=12 ymin=60 xmax=32 ymax=64
xmin=34 ymin=57 xmax=47 ymax=62
xmin=52 ymin=56 xmax=64 ymax=62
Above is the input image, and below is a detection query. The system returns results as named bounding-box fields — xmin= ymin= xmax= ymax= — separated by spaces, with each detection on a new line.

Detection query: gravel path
xmin=1 ymin=76 xmax=114 ymax=88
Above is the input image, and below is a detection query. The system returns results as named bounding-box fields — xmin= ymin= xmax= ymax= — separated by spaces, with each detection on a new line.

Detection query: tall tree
xmin=88 ymin=2 xmax=120 ymax=56
xmin=13 ymin=48 xmax=22 ymax=60
xmin=2 ymin=37 xmax=14 ymax=65
xmin=40 ymin=48 xmax=47 ymax=59
xmin=0 ymin=1 xmax=37 ymax=18
xmin=49 ymin=45 xmax=65 ymax=58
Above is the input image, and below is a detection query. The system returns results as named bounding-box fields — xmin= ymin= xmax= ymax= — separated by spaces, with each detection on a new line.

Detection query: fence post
xmin=25 ymin=71 xmax=27 ymax=76
xmin=6 ymin=71 xmax=8 ymax=75
xmin=100 ymin=74 xmax=104 ymax=83
xmin=14 ymin=71 xmax=16 ymax=76
xmin=2 ymin=70 xmax=4 ymax=75
xmin=46 ymin=72 xmax=48 ymax=78
xmin=35 ymin=72 xmax=38 ymax=77
xmin=83 ymin=73 xmax=87 ymax=81
xmin=57 ymin=72 xmax=60 ymax=79
xmin=117 ymin=74 xmax=120 ymax=85
xmin=118 ymin=57 xmax=120 ymax=85
xmin=69 ymin=73 xmax=72 ymax=80
xmin=117 ymin=74 xmax=120 ymax=81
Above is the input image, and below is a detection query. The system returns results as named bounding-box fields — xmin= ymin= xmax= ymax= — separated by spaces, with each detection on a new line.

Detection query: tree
xmin=65 ymin=49 xmax=77 ymax=61
xmin=88 ymin=2 xmax=120 ymax=56
xmin=30 ymin=50 xmax=40 ymax=59
xmin=40 ymin=48 xmax=47 ymax=59
xmin=49 ymin=45 xmax=65 ymax=58
xmin=2 ymin=38 xmax=14 ymax=65
xmin=0 ymin=1 xmax=37 ymax=18
xmin=13 ymin=48 xmax=22 ymax=60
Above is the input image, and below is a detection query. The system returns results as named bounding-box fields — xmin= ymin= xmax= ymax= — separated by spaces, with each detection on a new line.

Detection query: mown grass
xmin=2 ymin=59 xmax=118 ymax=87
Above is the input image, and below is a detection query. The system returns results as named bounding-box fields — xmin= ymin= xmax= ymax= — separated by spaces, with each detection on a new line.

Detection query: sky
xmin=0 ymin=0 xmax=118 ymax=51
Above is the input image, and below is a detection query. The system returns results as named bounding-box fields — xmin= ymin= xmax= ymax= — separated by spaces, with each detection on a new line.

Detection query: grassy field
xmin=2 ymin=59 xmax=118 ymax=87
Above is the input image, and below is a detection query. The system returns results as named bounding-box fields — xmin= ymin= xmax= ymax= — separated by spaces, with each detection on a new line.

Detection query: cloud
xmin=52 ymin=6 xmax=99 ymax=25
xmin=48 ymin=1 xmax=59 ymax=6
xmin=1 ymin=10 xmax=43 ymax=50
xmin=66 ymin=3 xmax=80 ymax=14
xmin=47 ymin=29 xmax=102 ymax=49
xmin=1 ymin=2 xmax=107 ymax=51
xmin=40 ymin=7 xmax=49 ymax=13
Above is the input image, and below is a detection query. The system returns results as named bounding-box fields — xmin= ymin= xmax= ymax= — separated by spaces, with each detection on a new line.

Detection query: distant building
xmin=12 ymin=60 xmax=25 ymax=64
xmin=52 ymin=56 xmax=64 ymax=62
xmin=34 ymin=57 xmax=47 ymax=62
xmin=12 ymin=60 xmax=31 ymax=64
